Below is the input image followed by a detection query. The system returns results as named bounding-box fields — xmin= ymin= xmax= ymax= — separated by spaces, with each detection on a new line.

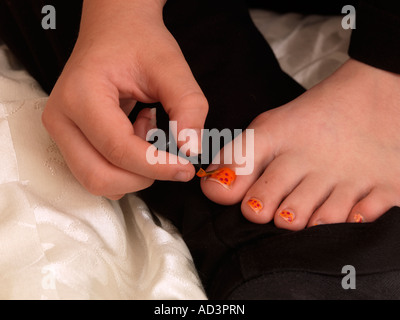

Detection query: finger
xmin=43 ymin=111 xmax=155 ymax=196
xmin=106 ymin=194 xmax=126 ymax=201
xmin=147 ymin=44 xmax=209 ymax=155
xmin=132 ymin=107 xmax=157 ymax=140
xmin=66 ymin=88 xmax=195 ymax=182
xmin=119 ymin=98 xmax=137 ymax=116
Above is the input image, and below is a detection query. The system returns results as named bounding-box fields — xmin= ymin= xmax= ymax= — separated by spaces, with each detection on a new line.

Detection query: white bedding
xmin=0 ymin=10 xmax=350 ymax=300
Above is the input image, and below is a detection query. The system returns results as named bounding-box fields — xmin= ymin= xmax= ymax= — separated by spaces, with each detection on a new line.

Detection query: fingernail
xmin=174 ymin=171 xmax=191 ymax=182
xmin=206 ymin=168 xmax=236 ymax=189
xmin=279 ymin=210 xmax=295 ymax=223
xmin=247 ymin=198 xmax=263 ymax=214
xmin=354 ymin=213 xmax=365 ymax=223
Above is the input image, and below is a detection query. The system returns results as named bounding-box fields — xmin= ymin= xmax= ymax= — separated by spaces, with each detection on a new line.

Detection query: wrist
xmin=78 ymin=0 xmax=166 ymax=44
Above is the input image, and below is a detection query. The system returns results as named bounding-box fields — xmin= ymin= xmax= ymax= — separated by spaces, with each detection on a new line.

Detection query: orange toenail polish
xmin=247 ymin=198 xmax=263 ymax=214
xmin=279 ymin=210 xmax=295 ymax=223
xmin=354 ymin=213 xmax=365 ymax=223
xmin=204 ymin=167 xmax=236 ymax=190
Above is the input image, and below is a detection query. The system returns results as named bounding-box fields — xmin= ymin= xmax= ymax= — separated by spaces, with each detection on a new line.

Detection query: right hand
xmin=42 ymin=0 xmax=208 ymax=200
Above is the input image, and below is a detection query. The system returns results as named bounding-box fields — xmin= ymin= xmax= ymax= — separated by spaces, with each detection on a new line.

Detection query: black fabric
xmin=228 ymin=268 xmax=400 ymax=300
xmin=246 ymin=0 xmax=357 ymax=15
xmin=349 ymin=0 xmax=400 ymax=74
xmin=0 ymin=0 xmax=81 ymax=94
xmin=1 ymin=0 xmax=400 ymax=300
xmin=210 ymin=208 xmax=400 ymax=299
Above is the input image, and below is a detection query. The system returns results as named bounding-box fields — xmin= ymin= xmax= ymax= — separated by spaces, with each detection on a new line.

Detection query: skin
xmin=201 ymin=59 xmax=400 ymax=230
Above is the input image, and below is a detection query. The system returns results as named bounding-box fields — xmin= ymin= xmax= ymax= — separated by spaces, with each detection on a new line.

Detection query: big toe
xmin=201 ymin=113 xmax=278 ymax=206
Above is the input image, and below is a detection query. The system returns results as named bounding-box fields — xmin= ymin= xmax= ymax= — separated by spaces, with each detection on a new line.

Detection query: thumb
xmin=166 ymin=91 xmax=209 ymax=156
xmin=149 ymin=46 xmax=209 ymax=155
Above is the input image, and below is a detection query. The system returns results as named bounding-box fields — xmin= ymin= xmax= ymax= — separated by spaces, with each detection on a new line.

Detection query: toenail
xmin=205 ymin=167 xmax=236 ymax=190
xmin=353 ymin=213 xmax=365 ymax=223
xmin=279 ymin=210 xmax=295 ymax=223
xmin=313 ymin=220 xmax=324 ymax=227
xmin=247 ymin=198 xmax=263 ymax=214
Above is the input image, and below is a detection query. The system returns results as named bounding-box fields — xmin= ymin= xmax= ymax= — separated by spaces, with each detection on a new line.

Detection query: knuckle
xmin=83 ymin=172 xmax=155 ymax=197
xmin=182 ymin=92 xmax=209 ymax=115
xmin=104 ymin=140 xmax=128 ymax=167
xmin=82 ymin=169 xmax=110 ymax=196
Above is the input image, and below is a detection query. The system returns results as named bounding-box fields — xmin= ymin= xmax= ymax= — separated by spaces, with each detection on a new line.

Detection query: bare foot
xmin=201 ymin=59 xmax=400 ymax=230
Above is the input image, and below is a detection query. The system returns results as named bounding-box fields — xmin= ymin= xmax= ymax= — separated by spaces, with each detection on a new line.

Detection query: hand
xmin=42 ymin=0 xmax=208 ymax=200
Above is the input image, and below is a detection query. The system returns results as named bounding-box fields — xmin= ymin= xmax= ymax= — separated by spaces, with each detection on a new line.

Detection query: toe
xmin=274 ymin=174 xmax=333 ymax=230
xmin=200 ymin=165 xmax=253 ymax=206
xmin=347 ymin=187 xmax=397 ymax=223
xmin=241 ymin=154 xmax=306 ymax=224
xmin=201 ymin=122 xmax=275 ymax=206
xmin=308 ymin=184 xmax=364 ymax=227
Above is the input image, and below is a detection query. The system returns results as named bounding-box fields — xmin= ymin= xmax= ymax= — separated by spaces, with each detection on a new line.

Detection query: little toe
xmin=308 ymin=184 xmax=365 ymax=227
xmin=347 ymin=187 xmax=398 ymax=223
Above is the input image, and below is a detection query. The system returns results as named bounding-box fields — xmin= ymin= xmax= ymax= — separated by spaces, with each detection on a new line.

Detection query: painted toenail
xmin=279 ymin=210 xmax=295 ymax=223
xmin=205 ymin=167 xmax=236 ymax=190
xmin=247 ymin=198 xmax=263 ymax=214
xmin=354 ymin=213 xmax=365 ymax=223
xmin=313 ymin=220 xmax=323 ymax=227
